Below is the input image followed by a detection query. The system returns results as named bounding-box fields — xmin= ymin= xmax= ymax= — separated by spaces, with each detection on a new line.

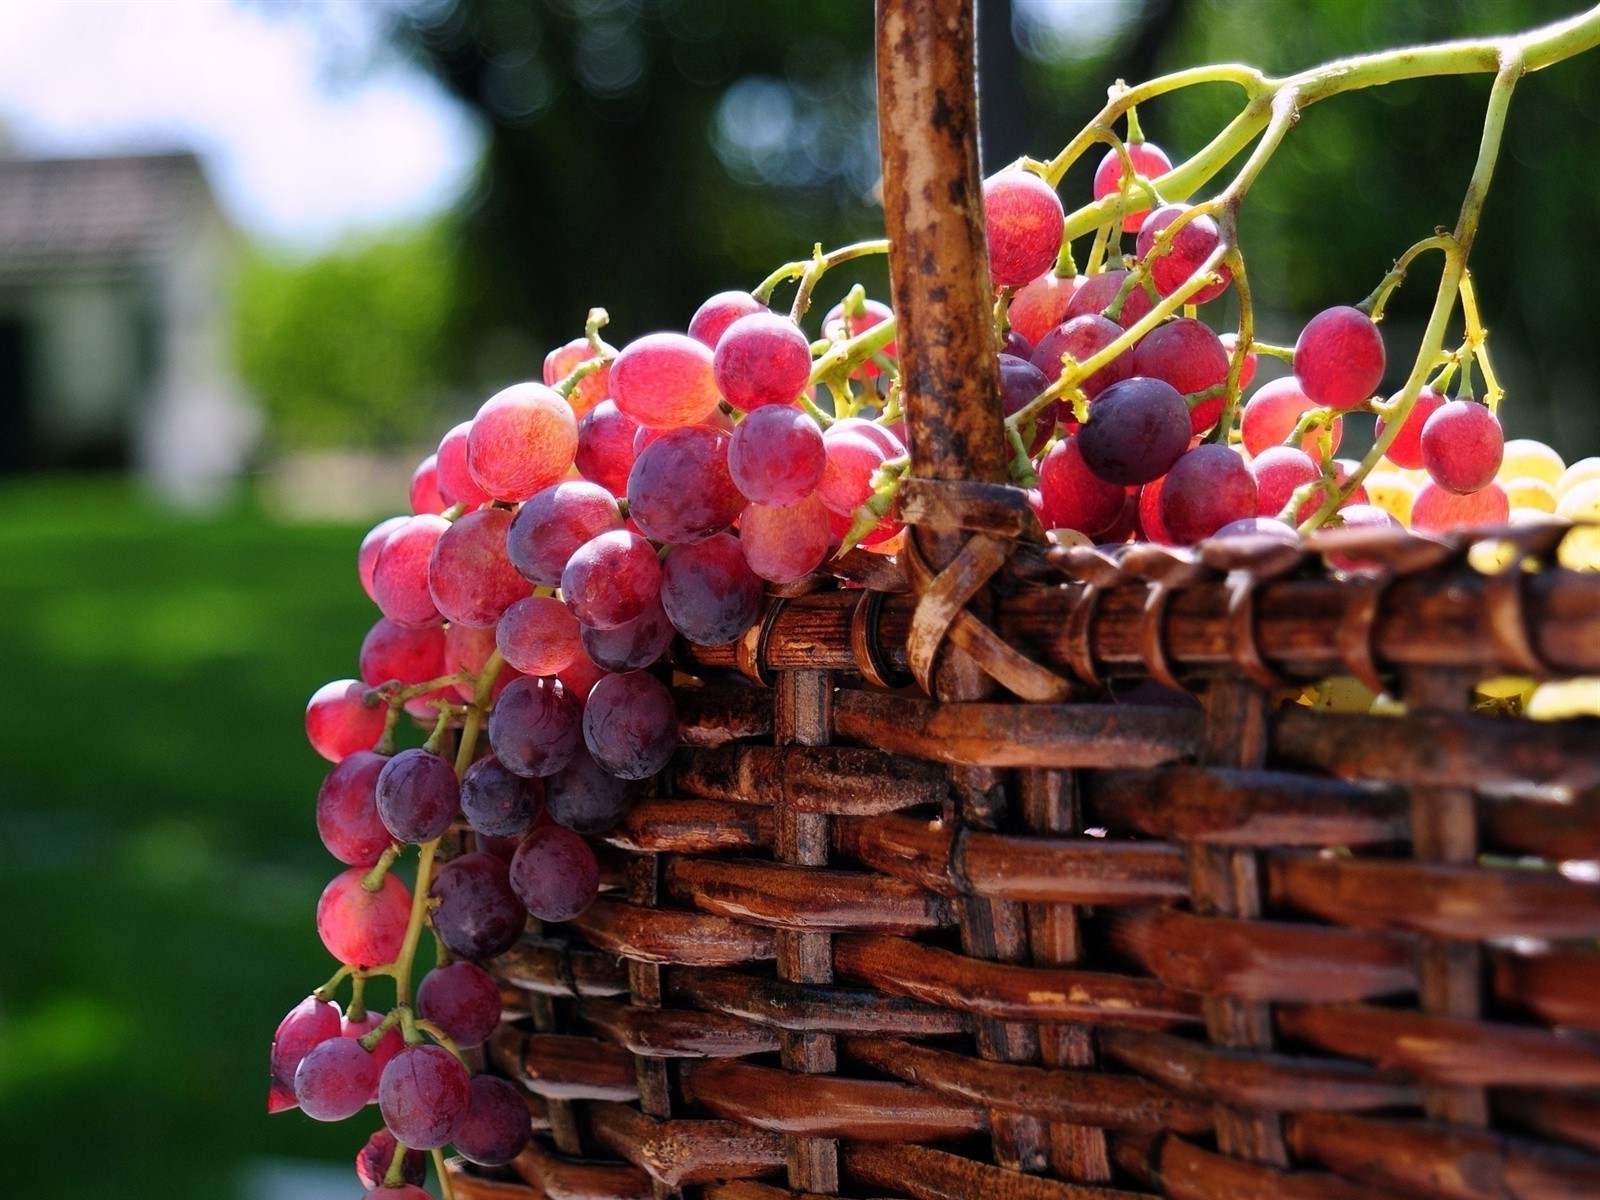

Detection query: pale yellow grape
xmin=1557 ymin=479 xmax=1600 ymax=520
xmin=1502 ymin=476 xmax=1556 ymax=513
xmin=1476 ymin=674 xmax=1535 ymax=701
xmin=1468 ymin=538 xmax=1518 ymax=573
xmin=1559 ymin=528 xmax=1600 ymax=570
xmin=1498 ymin=438 xmax=1564 ymax=486
xmin=1508 ymin=506 xmax=1557 ymax=524
xmin=1364 ymin=472 xmax=1416 ymax=525
xmin=1556 ymin=480 xmax=1600 ymax=569
xmin=1557 ymin=457 xmax=1600 ymax=499
xmin=1046 ymin=528 xmax=1093 ymax=548
xmin=1527 ymin=677 xmax=1600 ymax=719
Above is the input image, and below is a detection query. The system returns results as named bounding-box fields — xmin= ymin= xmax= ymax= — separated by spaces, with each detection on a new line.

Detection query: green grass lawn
xmin=0 ymin=475 xmax=393 ymax=1198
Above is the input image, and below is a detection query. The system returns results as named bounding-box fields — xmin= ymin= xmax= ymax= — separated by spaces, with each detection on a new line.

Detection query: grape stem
xmin=361 ymin=843 xmax=404 ymax=892
xmin=312 ymin=964 xmax=353 ymax=1003
xmin=432 ymin=1148 xmax=457 ymax=1200
xmin=750 ymin=238 xmax=889 ymax=311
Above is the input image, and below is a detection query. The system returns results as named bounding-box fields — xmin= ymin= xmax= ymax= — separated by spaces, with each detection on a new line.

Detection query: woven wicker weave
xmin=445 ymin=3 xmax=1600 ymax=1197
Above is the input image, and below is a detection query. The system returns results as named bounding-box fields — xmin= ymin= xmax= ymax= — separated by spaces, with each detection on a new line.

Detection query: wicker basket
xmin=446 ymin=3 xmax=1600 ymax=1197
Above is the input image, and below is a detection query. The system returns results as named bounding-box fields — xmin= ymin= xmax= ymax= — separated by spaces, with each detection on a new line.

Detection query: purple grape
xmin=659 ymin=532 xmax=764 ymax=646
xmin=998 ymin=353 xmax=1059 ymax=454
xmin=378 ymin=1044 xmax=469 ymax=1151
xmin=294 ymin=1036 xmax=376 ymax=1122
xmin=460 ymin=754 xmax=544 ymax=839
xmin=727 ymin=405 xmax=826 ymax=506
xmin=547 ymin=746 xmax=635 ymax=834
xmin=1077 ymin=376 xmax=1191 ymax=486
xmin=574 ymin=400 xmax=640 ymax=496
xmin=510 ymin=825 xmax=600 ymax=922
xmin=416 ymin=961 xmax=501 ymax=1049
xmin=452 ymin=1075 xmax=533 ymax=1167
xmin=506 ymin=481 xmax=622 ymax=587
xmin=626 ymin=425 xmax=743 ymax=544
xmin=487 ymin=675 xmax=581 ymax=778
xmin=429 ymin=851 xmax=526 ymax=960
xmin=375 ymin=749 xmax=461 ymax=845
xmin=580 ymin=596 xmax=675 ymax=672
xmin=268 ymin=995 xmax=341 ymax=1114
xmin=560 ymin=530 xmax=662 ymax=631
xmin=582 ymin=671 xmax=677 ymax=780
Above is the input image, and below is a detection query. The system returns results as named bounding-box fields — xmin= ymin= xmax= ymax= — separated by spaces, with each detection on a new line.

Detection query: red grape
xmin=360 ymin=617 xmax=448 ymax=721
xmin=1421 ymin=400 xmax=1503 ymax=494
xmin=714 ymin=312 xmax=814 ymax=410
xmin=294 ymin=1035 xmax=376 ymax=1122
xmin=355 ymin=1129 xmax=426 ymax=1189
xmin=1092 ymin=140 xmax=1172 ymax=231
xmin=359 ymin=516 xmax=408 ymax=603
xmin=376 ymin=748 xmax=460 ymax=844
xmin=547 ymin=746 xmax=635 ymax=834
xmin=999 ymin=353 xmax=1060 ymax=452
xmin=611 ymin=332 xmax=721 ymax=428
xmin=1250 ymin=446 xmax=1321 ymax=519
xmin=430 ymin=851 xmax=525 ymax=960
xmin=452 ymin=1075 xmax=533 ymax=1167
xmin=1328 ymin=459 xmax=1371 ymax=510
xmin=1412 ymin=478 xmax=1509 ymax=533
xmin=510 ymin=824 xmax=600 ymax=922
xmin=728 ymin=405 xmax=826 ymax=505
xmin=268 ymin=995 xmax=340 ymax=1114
xmin=542 ymin=336 xmax=611 ymax=419
xmin=417 ymin=961 xmax=501 ymax=1049
xmin=373 ymin=515 xmax=449 ymax=628
xmin=1218 ymin=332 xmax=1258 ymax=392
xmin=816 ymin=427 xmax=887 ymax=516
xmin=829 ymin=416 xmax=906 ymax=458
xmin=660 ymin=532 xmax=764 ymax=646
xmin=556 ymin=653 xmax=609 ymax=708
xmin=488 ymin=674 xmax=581 ymax=778
xmin=378 ymin=1044 xmax=469 ymax=1151
xmin=306 ymin=679 xmax=386 ymax=763
xmin=1130 ymin=317 xmax=1230 ymax=433
xmin=444 ymin=621 xmax=518 ymax=703
xmin=466 ymin=383 xmax=578 ymax=502
xmin=1077 ymin=376 xmax=1190 ymax=486
xmin=583 ymin=670 xmax=677 ymax=780
xmin=1136 ymin=204 xmax=1230 ymax=303
xmin=822 ymin=298 xmax=896 ymax=379
xmin=497 ymin=596 xmax=582 ymax=677
xmin=1138 ymin=476 xmax=1175 ymax=545
xmin=1008 ymin=271 xmax=1081 ymax=347
xmin=437 ymin=421 xmax=492 ymax=509
xmin=1031 ymin=314 xmax=1133 ymax=400
xmin=1325 ymin=503 xmax=1402 ymax=572
xmin=1063 ymin=268 xmax=1154 ymax=330
xmin=627 ymin=425 xmax=743 ymax=543
xmin=826 ymin=501 xmax=901 ymax=550
xmin=741 ymin=493 xmax=833 ymax=583
xmin=317 ymin=868 xmax=410 ymax=968
xmin=561 ymin=530 xmax=662 ymax=630
xmin=1037 ymin=437 xmax=1124 ymax=535
xmin=1294 ymin=306 xmax=1385 ymax=410
xmin=316 ymin=751 xmax=393 ymax=867
xmin=460 ymin=755 xmax=544 ymax=839
xmin=689 ymin=290 xmax=766 ymax=348
xmin=409 ymin=454 xmax=446 ymax=516
xmin=429 ymin=507 xmax=527 ymax=629
xmin=1374 ymin=385 xmax=1446 ymax=471
xmin=340 ymin=1009 xmax=402 ymax=1096
xmin=1096 ymin=492 xmax=1139 ymax=545
xmin=984 ymin=170 xmax=1065 ymax=288
xmin=575 ymin=400 xmax=641 ymax=496
xmin=581 ymin=596 xmax=675 ymax=672
xmin=1240 ymin=377 xmax=1343 ymax=462
xmin=507 ymin=481 xmax=622 ymax=588
xmin=1159 ymin=445 xmax=1257 ymax=544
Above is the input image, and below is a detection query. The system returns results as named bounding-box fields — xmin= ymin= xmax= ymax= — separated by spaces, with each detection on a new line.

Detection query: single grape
xmin=489 ymin=674 xmax=581 ymax=778
xmin=430 ymin=851 xmax=526 ymax=960
xmin=379 ymin=1044 xmax=469 ymax=1151
xmin=829 ymin=416 xmax=906 ymax=458
xmin=714 ymin=312 xmax=814 ymax=410
xmin=1421 ymin=400 xmax=1503 ymax=494
xmin=1092 ymin=140 xmax=1172 ymax=232
xmin=1324 ymin=504 xmax=1402 ymax=572
xmin=660 ymin=532 xmax=764 ymax=646
xmin=1412 ymin=479 xmax=1509 ymax=533
xmin=1250 ymin=446 xmax=1321 ymax=519
xmin=581 ymin=596 xmax=675 ymax=672
xmin=1501 ymin=438 xmax=1565 ymax=486
xmin=453 ymin=1075 xmax=533 ymax=1167
xmin=1218 ymin=332 xmax=1258 ymax=392
xmin=1129 ymin=317 xmax=1229 ymax=433
xmin=1240 ymin=377 xmax=1343 ymax=463
xmin=816 ymin=427 xmax=888 ymax=517
xmin=268 ymin=995 xmax=341 ymax=1114
xmin=1365 ymin=472 xmax=1418 ymax=525
xmin=510 ymin=824 xmax=600 ymax=922
xmin=373 ymin=515 xmax=449 ymax=628
xmin=1503 ymin=476 xmax=1556 ymax=513
xmin=561 ymin=530 xmax=663 ymax=630
xmin=1037 ymin=437 xmax=1124 ymax=536
xmin=1007 ymin=271 xmax=1079 ymax=347
xmin=436 ymin=420 xmax=492 ymax=509
xmin=547 ymin=746 xmax=635 ymax=834
xmin=728 ymin=405 xmax=826 ymax=505
xmin=583 ymin=670 xmax=677 ymax=780
xmin=1063 ymin=268 xmax=1154 ymax=330
xmin=1373 ymin=385 xmax=1445 ymax=471
xmin=359 ymin=516 xmax=408 ymax=604
xmin=1138 ymin=476 xmax=1174 ymax=545
xmin=1002 ymin=329 xmax=1034 ymax=359
xmin=375 ymin=748 xmax=460 ymax=845
xmin=1031 ymin=314 xmax=1133 ymax=400
xmin=294 ymin=1036 xmax=377 ymax=1122
xmin=984 ymin=170 xmax=1065 ymax=288
xmin=316 ymin=751 xmax=393 ymax=867
xmin=317 ymin=868 xmax=411 ymax=968
xmin=741 ymin=493 xmax=833 ymax=583
xmin=999 ymin=354 xmax=1060 ymax=453
xmin=444 ymin=621 xmax=518 ymax=703
xmin=689 ymin=290 xmax=766 ymax=348
xmin=466 ymin=382 xmax=578 ymax=502
xmin=360 ymin=617 xmax=448 ymax=721
xmin=627 ymin=425 xmax=743 ymax=544
xmin=1294 ymin=306 xmax=1385 ymax=410
xmin=1159 ymin=445 xmax=1258 ymax=544
xmin=821 ymin=298 xmax=897 ymax=379
xmin=429 ymin=507 xmax=528 ymax=629
xmin=1213 ymin=516 xmax=1300 ymax=543
xmin=1135 ymin=204 xmax=1230 ymax=303
xmin=542 ymin=336 xmax=611 ymax=419
xmin=460 ymin=755 xmax=544 ymax=839
xmin=497 ymin=596 xmax=582 ymax=677
xmin=306 ymin=679 xmax=387 ymax=764
xmin=507 ymin=481 xmax=622 ymax=588
xmin=1096 ymin=492 xmax=1139 ymax=545
xmin=340 ymin=1009 xmax=403 ymax=1098
xmin=574 ymin=400 xmax=641 ymax=496
xmin=355 ymin=1130 xmax=426 ymax=1190
xmin=1077 ymin=376 xmax=1190 ymax=486
xmin=409 ymin=454 xmax=446 ymax=516
xmin=611 ymin=332 xmax=721 ymax=428
xmin=416 ymin=961 xmax=501 ymax=1049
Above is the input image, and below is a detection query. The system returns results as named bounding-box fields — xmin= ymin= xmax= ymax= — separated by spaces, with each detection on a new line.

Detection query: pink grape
xmin=1240 ymin=378 xmax=1343 ymax=463
xmin=1077 ymin=376 xmax=1190 ymax=486
xmin=1159 ymin=445 xmax=1258 ymax=544
xmin=574 ymin=400 xmax=641 ymax=496
xmin=294 ymin=1036 xmax=376 ymax=1122
xmin=611 ymin=332 xmax=721 ymax=428
xmin=689 ymin=290 xmax=766 ymax=348
xmin=436 ymin=421 xmax=492 ymax=509
xmin=429 ymin=507 xmax=528 ymax=629
xmin=1374 ymin=385 xmax=1446 ymax=471
xmin=1412 ymin=478 xmax=1509 ymax=533
xmin=547 ymin=746 xmax=635 ymax=834
xmin=1325 ymin=504 xmax=1402 ymax=572
xmin=822 ymin=298 xmax=896 ymax=379
xmin=340 ymin=1009 xmax=402 ymax=1095
xmin=581 ymin=596 xmax=675 ymax=672
xmin=430 ymin=851 xmax=525 ymax=960
xmin=583 ymin=670 xmax=677 ymax=780
xmin=268 ymin=995 xmax=340 ymax=1114
xmin=355 ymin=1130 xmax=426 ymax=1189
xmin=466 ymin=382 xmax=579 ymax=502
xmin=829 ymin=416 xmax=905 ymax=458
xmin=460 ymin=754 xmax=544 ymax=839
xmin=510 ymin=824 xmax=600 ymax=922
xmin=557 ymin=653 xmax=609 ymax=708
xmin=1092 ymin=140 xmax=1172 ymax=231
xmin=376 ymin=748 xmax=460 ymax=844
xmin=1064 ymin=268 xmax=1154 ymax=330
xmin=1031 ymin=314 xmax=1134 ymax=401
xmin=452 ymin=1075 xmax=533 ymax=1167
xmin=627 ymin=426 xmax=743 ymax=543
xmin=507 ymin=481 xmax=622 ymax=587
xmin=1130 ymin=317 xmax=1230 ymax=433
xmin=358 ymin=516 xmax=408 ymax=603
xmin=817 ymin=427 xmax=888 ymax=516
xmin=561 ymin=530 xmax=662 ymax=630
xmin=306 ymin=679 xmax=386 ymax=763
xmin=1138 ymin=477 xmax=1174 ymax=545
xmin=1421 ymin=400 xmax=1503 ymax=494
xmin=379 ymin=1044 xmax=469 ymax=1151
xmin=359 ymin=617 xmax=448 ymax=720
xmin=1250 ymin=446 xmax=1322 ymax=519
xmin=999 ymin=353 xmax=1060 ymax=452
xmin=741 ymin=493 xmax=833 ymax=583
xmin=497 ymin=595 xmax=582 ymax=677
xmin=409 ymin=454 xmax=446 ymax=515
xmin=714 ymin=312 xmax=814 ymax=410
xmin=444 ymin=621 xmax=518 ymax=702
xmin=1218 ymin=333 xmax=1258 ymax=392
xmin=660 ymin=532 xmax=764 ymax=646
xmin=1037 ymin=437 xmax=1124 ymax=535
xmin=633 ymin=406 xmax=734 ymax=454
xmin=317 ymin=868 xmax=410 ymax=968
xmin=728 ymin=404 xmax=826 ymax=505
xmin=488 ymin=675 xmax=581 ymax=778
xmin=373 ymin=514 xmax=449 ymax=628
xmin=1008 ymin=271 xmax=1081 ymax=347
xmin=983 ymin=170 xmax=1065 ymax=288
xmin=1294 ymin=306 xmax=1385 ymax=410
xmin=416 ymin=961 xmax=501 ymax=1049
xmin=316 ymin=751 xmax=393 ymax=867
xmin=1136 ymin=204 xmax=1230 ymax=303
xmin=542 ymin=336 xmax=611 ymax=419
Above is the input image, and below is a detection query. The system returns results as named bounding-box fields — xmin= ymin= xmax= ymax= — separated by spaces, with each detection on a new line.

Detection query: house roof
xmin=0 ymin=152 xmax=221 ymax=274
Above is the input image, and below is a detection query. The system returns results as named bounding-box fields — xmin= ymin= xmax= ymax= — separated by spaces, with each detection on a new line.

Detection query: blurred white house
xmin=0 ymin=150 xmax=258 ymax=504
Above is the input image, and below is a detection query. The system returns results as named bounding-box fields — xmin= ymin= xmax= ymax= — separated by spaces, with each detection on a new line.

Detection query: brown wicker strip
xmin=1492 ymin=948 xmax=1600 ymax=1031
xmin=666 ymin=968 xmax=967 ymax=1038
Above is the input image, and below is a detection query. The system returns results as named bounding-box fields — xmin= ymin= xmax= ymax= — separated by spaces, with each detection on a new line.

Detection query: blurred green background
xmin=3 ymin=1 xmax=1600 ymax=1198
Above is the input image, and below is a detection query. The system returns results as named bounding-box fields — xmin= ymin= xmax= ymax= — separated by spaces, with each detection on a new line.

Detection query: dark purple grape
xmin=316 ymin=751 xmax=393 ymax=867
xmin=375 ymin=749 xmax=461 ymax=844
xmin=355 ymin=1129 xmax=426 ymax=1189
xmin=452 ymin=1075 xmax=533 ymax=1167
xmin=998 ymin=353 xmax=1059 ymax=454
xmin=429 ymin=851 xmax=525 ymax=960
xmin=1001 ymin=329 xmax=1034 ymax=359
xmin=460 ymin=754 xmax=545 ymax=838
xmin=294 ymin=1036 xmax=376 ymax=1122
xmin=510 ymin=825 xmax=600 ymax=922
xmin=581 ymin=597 xmax=675 ymax=672
xmin=506 ymin=481 xmax=622 ymax=587
xmin=487 ymin=675 xmax=581 ymax=778
xmin=547 ymin=747 xmax=635 ymax=834
xmin=1077 ymin=376 xmax=1191 ymax=486
xmin=582 ymin=671 xmax=677 ymax=781
xmin=626 ymin=425 xmax=743 ymax=544
xmin=659 ymin=532 xmax=764 ymax=646
xmin=378 ymin=1044 xmax=469 ymax=1151
xmin=416 ymin=961 xmax=501 ymax=1049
